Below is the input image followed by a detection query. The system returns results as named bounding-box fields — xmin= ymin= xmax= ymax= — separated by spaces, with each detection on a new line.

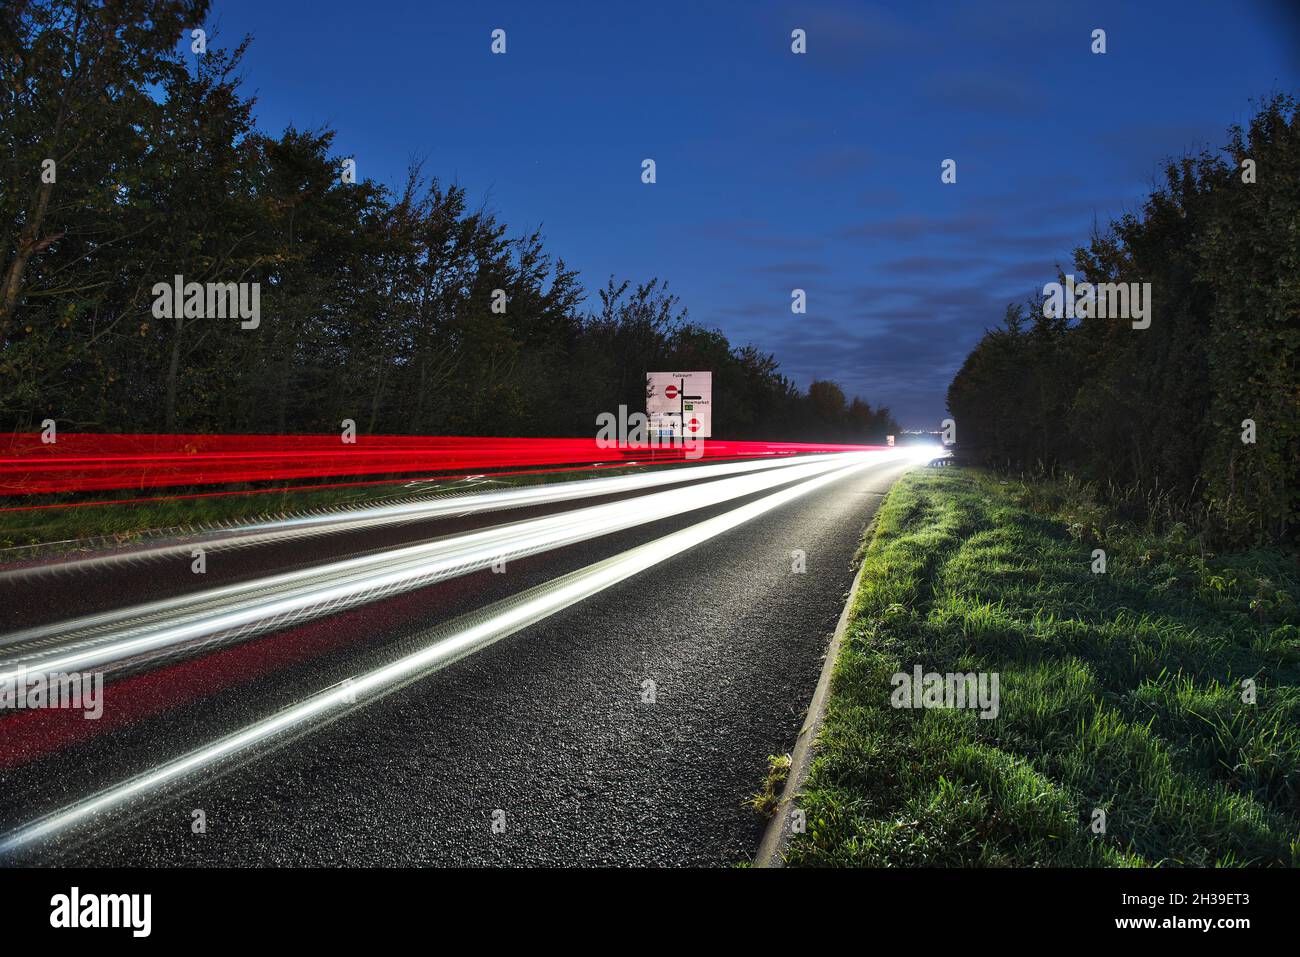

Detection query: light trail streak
xmin=0 ymin=432 xmax=885 ymax=494
xmin=0 ymin=452 xmax=911 ymax=679
xmin=0 ymin=451 xmax=887 ymax=856
xmin=0 ymin=453 xmax=784 ymax=515
xmin=0 ymin=450 xmax=849 ymax=582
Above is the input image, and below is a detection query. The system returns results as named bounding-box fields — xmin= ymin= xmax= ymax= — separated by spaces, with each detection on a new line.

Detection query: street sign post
xmin=647 ymin=371 xmax=712 ymax=439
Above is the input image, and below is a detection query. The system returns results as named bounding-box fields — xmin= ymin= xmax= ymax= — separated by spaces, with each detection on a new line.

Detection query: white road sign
xmin=647 ymin=371 xmax=712 ymax=438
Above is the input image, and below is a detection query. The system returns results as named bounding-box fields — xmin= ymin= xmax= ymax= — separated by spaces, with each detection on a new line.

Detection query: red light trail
xmin=0 ymin=433 xmax=885 ymax=497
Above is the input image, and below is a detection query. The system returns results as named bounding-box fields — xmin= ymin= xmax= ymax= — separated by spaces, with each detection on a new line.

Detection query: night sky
xmin=207 ymin=0 xmax=1299 ymax=428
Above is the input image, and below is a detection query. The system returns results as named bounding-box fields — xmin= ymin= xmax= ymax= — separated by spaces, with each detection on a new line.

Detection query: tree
xmin=946 ymin=95 xmax=1299 ymax=544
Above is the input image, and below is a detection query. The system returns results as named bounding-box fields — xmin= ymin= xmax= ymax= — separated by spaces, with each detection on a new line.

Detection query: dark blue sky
xmin=207 ymin=0 xmax=1298 ymax=428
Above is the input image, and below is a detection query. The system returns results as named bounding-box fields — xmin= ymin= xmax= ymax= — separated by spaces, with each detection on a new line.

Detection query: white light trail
xmin=0 ymin=452 xmax=858 ymax=651
xmin=0 ymin=453 xmax=838 ymax=583
xmin=0 ymin=452 xmax=913 ymax=679
xmin=0 ymin=452 xmax=887 ymax=855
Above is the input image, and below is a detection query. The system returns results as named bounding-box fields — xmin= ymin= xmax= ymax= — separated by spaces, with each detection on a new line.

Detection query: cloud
xmin=767 ymin=2 xmax=921 ymax=74
xmin=879 ymin=254 xmax=994 ymax=275
xmin=695 ymin=219 xmax=822 ymax=252
xmin=797 ymin=145 xmax=875 ymax=179
xmin=749 ymin=260 xmax=833 ymax=277
xmin=734 ymin=272 xmax=1024 ymax=426
xmin=922 ymin=68 xmax=1046 ymax=116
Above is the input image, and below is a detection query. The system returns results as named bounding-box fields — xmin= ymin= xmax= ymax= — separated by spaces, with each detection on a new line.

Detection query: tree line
xmin=948 ymin=95 xmax=1298 ymax=545
xmin=0 ymin=0 xmax=899 ymax=447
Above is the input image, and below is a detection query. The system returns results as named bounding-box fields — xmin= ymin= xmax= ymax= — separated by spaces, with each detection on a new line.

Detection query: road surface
xmin=0 ymin=452 xmax=916 ymax=865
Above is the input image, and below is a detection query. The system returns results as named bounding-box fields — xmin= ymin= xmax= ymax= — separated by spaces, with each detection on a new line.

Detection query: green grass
xmin=785 ymin=467 xmax=1300 ymax=867
xmin=747 ymin=753 xmax=793 ymax=817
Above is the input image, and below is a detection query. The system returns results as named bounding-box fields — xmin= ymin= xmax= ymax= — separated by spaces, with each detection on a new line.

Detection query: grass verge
xmin=786 ymin=467 xmax=1300 ymax=867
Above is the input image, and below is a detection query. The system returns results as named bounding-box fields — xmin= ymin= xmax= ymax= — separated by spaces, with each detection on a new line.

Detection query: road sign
xmin=647 ymin=371 xmax=712 ymax=438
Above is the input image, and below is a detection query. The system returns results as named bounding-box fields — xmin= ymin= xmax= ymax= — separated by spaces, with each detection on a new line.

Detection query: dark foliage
xmin=0 ymin=2 xmax=899 ymax=444
xmin=948 ymin=95 xmax=1299 ymax=545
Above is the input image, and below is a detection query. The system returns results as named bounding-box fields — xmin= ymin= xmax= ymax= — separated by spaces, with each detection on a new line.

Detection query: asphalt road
xmin=0 ymin=455 xmax=914 ymax=866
